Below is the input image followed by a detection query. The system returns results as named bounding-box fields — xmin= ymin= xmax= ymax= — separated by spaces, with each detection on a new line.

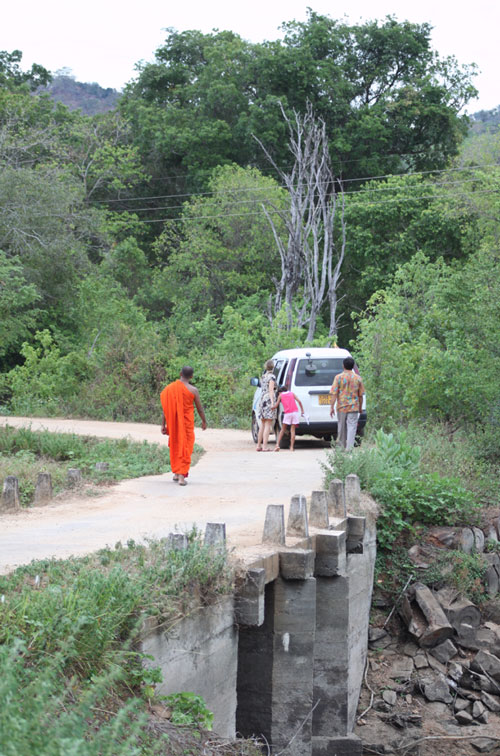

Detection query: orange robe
xmin=160 ymin=380 xmax=196 ymax=477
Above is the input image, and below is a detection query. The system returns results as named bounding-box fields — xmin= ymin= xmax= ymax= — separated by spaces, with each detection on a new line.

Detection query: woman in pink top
xmin=272 ymin=386 xmax=305 ymax=451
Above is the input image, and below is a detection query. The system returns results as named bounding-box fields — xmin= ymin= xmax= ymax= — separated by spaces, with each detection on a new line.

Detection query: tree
xmin=150 ymin=165 xmax=286 ymax=319
xmin=338 ymin=173 xmax=478 ymax=336
xmin=0 ymin=165 xmax=94 ymax=321
xmin=0 ymin=88 xmax=73 ymax=168
xmin=354 ymin=246 xmax=500 ymax=438
xmin=0 ymin=50 xmax=51 ymax=91
xmin=0 ymin=251 xmax=40 ymax=365
xmin=256 ymin=103 xmax=346 ymax=339
xmin=122 ymin=13 xmax=477 ymax=196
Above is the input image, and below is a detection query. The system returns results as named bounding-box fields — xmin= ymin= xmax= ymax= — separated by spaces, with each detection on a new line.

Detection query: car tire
xmin=251 ymin=413 xmax=259 ymax=444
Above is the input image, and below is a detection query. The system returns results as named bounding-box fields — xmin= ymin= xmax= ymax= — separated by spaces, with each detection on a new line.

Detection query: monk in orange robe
xmin=160 ymin=366 xmax=207 ymax=486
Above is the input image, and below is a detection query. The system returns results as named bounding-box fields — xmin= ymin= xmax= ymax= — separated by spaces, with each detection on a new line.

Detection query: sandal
xmin=256 ymin=447 xmax=263 ymax=452
xmin=173 ymin=474 xmax=179 ymax=481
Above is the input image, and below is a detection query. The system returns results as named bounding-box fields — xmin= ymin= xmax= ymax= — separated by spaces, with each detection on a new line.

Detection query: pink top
xmin=281 ymin=391 xmax=298 ymax=414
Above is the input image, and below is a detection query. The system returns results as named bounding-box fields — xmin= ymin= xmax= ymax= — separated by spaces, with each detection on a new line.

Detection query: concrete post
xmin=309 ymin=491 xmax=329 ymax=528
xmin=166 ymin=533 xmax=188 ymax=551
xmin=67 ymin=468 xmax=82 ymax=486
xmin=204 ymin=522 xmax=226 ymax=549
xmin=313 ymin=575 xmax=350 ymax=740
xmin=234 ymin=567 xmax=266 ymax=627
xmin=314 ymin=530 xmax=347 ymax=577
xmin=279 ymin=550 xmax=315 ymax=580
xmin=237 ymin=583 xmax=274 ymax=740
xmin=263 ymin=505 xmax=285 ymax=545
xmin=271 ymin=577 xmax=316 ymax=756
xmin=1 ymin=476 xmax=20 ymax=510
xmin=287 ymin=494 xmax=309 ymax=537
xmin=328 ymin=478 xmax=345 ymax=517
xmin=95 ymin=462 xmax=109 ymax=471
xmin=237 ymin=577 xmax=317 ymax=756
xmin=347 ymin=516 xmax=366 ymax=554
xmin=34 ymin=472 xmax=52 ymax=506
xmin=344 ymin=474 xmax=360 ymax=510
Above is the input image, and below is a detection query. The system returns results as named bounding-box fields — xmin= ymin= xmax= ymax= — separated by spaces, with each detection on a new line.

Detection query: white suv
xmin=250 ymin=347 xmax=367 ymax=444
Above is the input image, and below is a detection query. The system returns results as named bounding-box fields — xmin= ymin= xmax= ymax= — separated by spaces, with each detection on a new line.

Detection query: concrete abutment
xmin=139 ymin=478 xmax=376 ymax=754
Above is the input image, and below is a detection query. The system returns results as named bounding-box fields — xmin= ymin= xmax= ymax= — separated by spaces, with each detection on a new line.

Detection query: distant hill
xmin=38 ymin=73 xmax=119 ymax=115
xmin=470 ymin=105 xmax=500 ymax=134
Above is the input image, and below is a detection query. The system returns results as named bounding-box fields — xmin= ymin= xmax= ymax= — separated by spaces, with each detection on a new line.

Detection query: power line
xmin=101 ymin=149 xmax=433 ymax=185
xmin=131 ymin=187 xmax=500 ymax=224
xmin=127 ymin=147 xmax=472 ymax=184
xmin=95 ymin=162 xmax=500 ymax=206
xmin=94 ymin=175 xmax=500 ymax=216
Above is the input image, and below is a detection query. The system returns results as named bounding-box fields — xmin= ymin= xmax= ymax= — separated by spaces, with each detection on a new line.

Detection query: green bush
xmin=371 ymin=469 xmax=477 ymax=549
xmin=323 ymin=428 xmax=478 ymax=548
xmin=163 ymin=692 xmax=214 ymax=730
xmin=0 ymin=537 xmax=232 ymax=755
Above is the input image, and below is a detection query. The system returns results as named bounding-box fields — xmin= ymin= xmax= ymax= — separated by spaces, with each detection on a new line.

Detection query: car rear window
xmin=294 ymin=358 xmax=345 ymax=387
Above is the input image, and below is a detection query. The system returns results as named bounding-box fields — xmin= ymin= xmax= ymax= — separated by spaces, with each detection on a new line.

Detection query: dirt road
xmin=0 ymin=416 xmax=328 ymax=573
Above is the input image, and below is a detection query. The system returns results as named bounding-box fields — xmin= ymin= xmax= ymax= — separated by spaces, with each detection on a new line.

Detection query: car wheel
xmin=251 ymin=413 xmax=259 ymax=444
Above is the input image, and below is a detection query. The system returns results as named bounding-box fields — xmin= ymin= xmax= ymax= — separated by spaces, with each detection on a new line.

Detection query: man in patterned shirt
xmin=330 ymin=357 xmax=365 ymax=451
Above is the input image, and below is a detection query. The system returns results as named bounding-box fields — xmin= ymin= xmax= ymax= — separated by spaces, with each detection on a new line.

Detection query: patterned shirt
xmin=330 ymin=370 xmax=364 ymax=413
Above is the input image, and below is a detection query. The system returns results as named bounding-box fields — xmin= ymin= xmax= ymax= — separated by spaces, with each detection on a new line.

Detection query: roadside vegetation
xmin=324 ymin=425 xmax=498 ymax=604
xmin=0 ymin=425 xmax=175 ymax=505
xmin=0 ymin=535 xmax=250 ymax=756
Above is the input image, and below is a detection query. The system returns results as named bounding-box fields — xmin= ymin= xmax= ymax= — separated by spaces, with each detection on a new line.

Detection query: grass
xmin=0 ymin=535 xmax=237 ymax=756
xmin=0 ymin=425 xmax=203 ymax=506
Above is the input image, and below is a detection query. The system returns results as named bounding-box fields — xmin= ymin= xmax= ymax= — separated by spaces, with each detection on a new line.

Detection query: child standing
xmin=273 ymin=386 xmax=305 ymax=451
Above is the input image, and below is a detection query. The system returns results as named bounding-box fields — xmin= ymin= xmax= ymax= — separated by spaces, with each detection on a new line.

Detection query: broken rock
xmin=423 ymin=674 xmax=453 ymax=704
xmin=429 ymin=639 xmax=458 ymax=664
xmin=414 ymin=655 xmax=428 ymax=669
xmin=369 ymin=627 xmax=388 ymax=643
xmin=471 ymin=650 xmax=500 ymax=681
xmin=382 ymin=690 xmax=397 ymax=706
xmin=389 ymin=657 xmax=414 ymax=681
xmin=426 ymin=653 xmax=447 ymax=675
xmin=480 ymin=691 xmax=500 ymax=712
xmin=456 ymin=710 xmax=473 ymax=724
xmin=472 ymin=700 xmax=486 ymax=719
xmin=471 ymin=738 xmax=500 ymax=753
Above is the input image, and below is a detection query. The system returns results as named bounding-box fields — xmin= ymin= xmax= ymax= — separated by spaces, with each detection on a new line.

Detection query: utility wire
xmin=94 ymin=163 xmax=500 ymax=206
xmin=95 ymin=175 xmax=500 ymax=214
xmin=124 ymin=147 xmax=475 ymax=183
xmin=130 ymin=187 xmax=500 ymax=224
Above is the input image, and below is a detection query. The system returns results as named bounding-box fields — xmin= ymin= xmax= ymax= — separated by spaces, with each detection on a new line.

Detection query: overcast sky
xmin=2 ymin=0 xmax=499 ymax=112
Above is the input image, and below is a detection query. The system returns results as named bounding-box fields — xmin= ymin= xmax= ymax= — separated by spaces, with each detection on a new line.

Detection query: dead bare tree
xmin=254 ymin=102 xmax=346 ymax=340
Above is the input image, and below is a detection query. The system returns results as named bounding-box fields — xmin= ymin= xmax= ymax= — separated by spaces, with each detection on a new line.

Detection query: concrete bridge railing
xmin=139 ymin=474 xmax=377 ymax=756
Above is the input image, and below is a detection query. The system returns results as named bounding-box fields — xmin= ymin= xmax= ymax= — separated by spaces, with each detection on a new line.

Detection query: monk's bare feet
xmin=178 ymin=475 xmax=187 ymax=486
xmin=173 ymin=474 xmax=179 ymax=482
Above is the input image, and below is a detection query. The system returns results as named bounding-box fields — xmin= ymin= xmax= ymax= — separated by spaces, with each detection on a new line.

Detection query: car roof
xmin=271 ymin=347 xmax=351 ymax=360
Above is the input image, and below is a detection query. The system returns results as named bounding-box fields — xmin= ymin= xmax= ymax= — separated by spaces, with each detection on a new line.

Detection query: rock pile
xmin=398 ymin=583 xmax=500 ymax=724
xmin=360 ymin=582 xmax=500 ymax=754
